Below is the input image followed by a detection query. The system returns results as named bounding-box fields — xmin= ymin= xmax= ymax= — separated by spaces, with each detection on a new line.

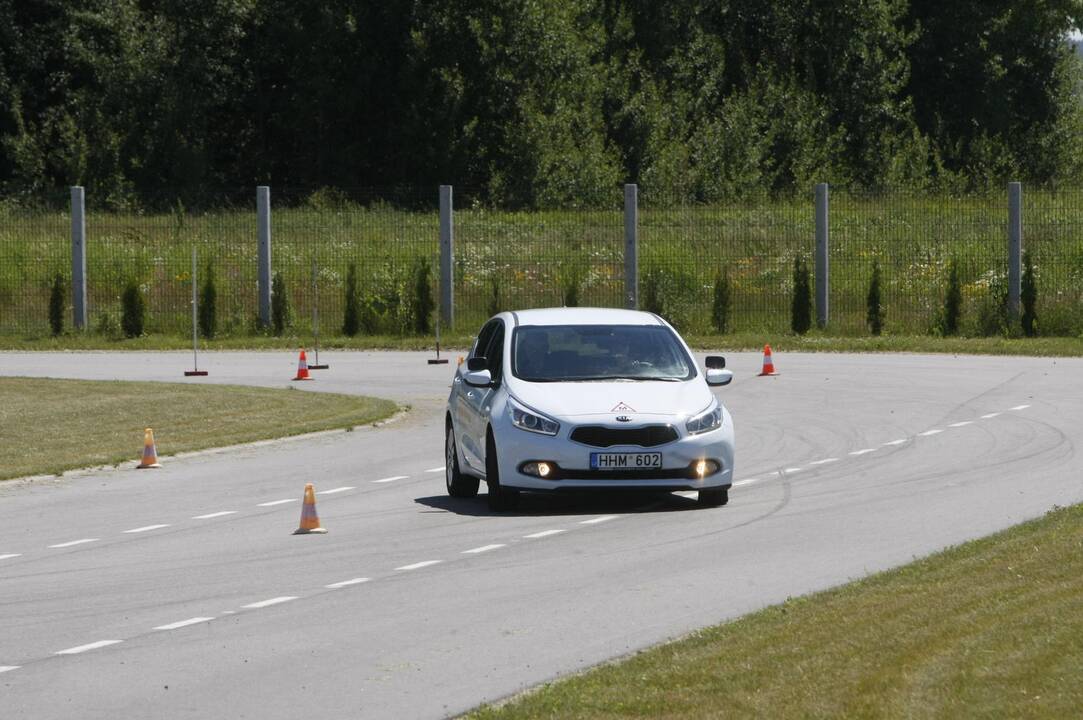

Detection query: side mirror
xmin=467 ymin=357 xmax=487 ymax=372
xmin=705 ymin=368 xmax=733 ymax=387
xmin=705 ymin=356 xmax=726 ymax=369
xmin=464 ymin=368 xmax=493 ymax=388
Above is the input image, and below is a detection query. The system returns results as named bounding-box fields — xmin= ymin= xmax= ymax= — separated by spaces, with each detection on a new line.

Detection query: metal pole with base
xmin=308 ymin=256 xmax=328 ymax=369
xmin=185 ymin=247 xmax=208 ymax=377
xmin=427 ymin=311 xmax=448 ymax=365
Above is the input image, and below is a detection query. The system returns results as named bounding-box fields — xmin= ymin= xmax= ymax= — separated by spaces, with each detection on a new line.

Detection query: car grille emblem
xmin=615 ymin=415 xmax=632 ymax=422
xmin=610 ymin=402 xmax=636 ymax=413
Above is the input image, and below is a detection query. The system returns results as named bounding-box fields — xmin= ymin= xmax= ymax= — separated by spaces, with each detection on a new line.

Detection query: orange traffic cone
xmin=758 ymin=344 xmax=779 ymax=376
xmin=137 ymin=427 xmax=162 ymax=468
xmin=293 ymin=483 xmax=327 ymax=534
xmin=293 ymin=348 xmax=313 ymax=381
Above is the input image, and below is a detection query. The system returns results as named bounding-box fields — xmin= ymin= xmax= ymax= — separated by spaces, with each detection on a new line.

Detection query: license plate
xmin=590 ymin=452 xmax=662 ymax=469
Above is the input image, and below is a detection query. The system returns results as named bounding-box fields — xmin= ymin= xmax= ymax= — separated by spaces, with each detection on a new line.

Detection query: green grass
xmin=466 ymin=503 xmax=1083 ymax=719
xmin=3 ymin=331 xmax=1083 ymax=357
xmin=0 ymin=377 xmax=399 ymax=480
xmin=2 ymin=191 xmax=1082 ymax=338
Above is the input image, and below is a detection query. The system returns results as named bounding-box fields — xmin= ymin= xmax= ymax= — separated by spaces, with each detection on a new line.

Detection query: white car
xmin=444 ymin=308 xmax=735 ymax=510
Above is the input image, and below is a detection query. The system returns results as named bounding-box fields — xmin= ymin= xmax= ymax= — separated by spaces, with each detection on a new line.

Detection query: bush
xmin=411 ymin=258 xmax=434 ymax=334
xmin=95 ymin=311 xmax=120 ymax=338
xmin=938 ymin=258 xmax=962 ymax=336
xmin=560 ymin=267 xmax=581 ymax=307
xmin=48 ymin=273 xmax=65 ymax=336
xmin=1021 ymin=250 xmax=1037 ymax=337
xmin=342 ymin=262 xmax=360 ymax=336
xmin=121 ymin=279 xmax=145 ymax=338
xmin=271 ymin=272 xmax=290 ymax=336
xmin=641 ymin=270 xmax=662 ymax=316
xmin=866 ymin=261 xmax=883 ymax=335
xmin=198 ymin=262 xmax=217 ymax=339
xmin=487 ymin=276 xmax=501 ymax=317
xmin=791 ymin=256 xmax=812 ymax=335
xmin=711 ymin=269 xmax=731 ymax=334
xmin=974 ymin=275 xmax=1011 ymax=337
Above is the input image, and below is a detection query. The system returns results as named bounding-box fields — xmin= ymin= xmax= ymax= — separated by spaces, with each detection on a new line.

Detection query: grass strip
xmin=3 ymin=332 xmax=1083 ymax=357
xmin=0 ymin=377 xmax=398 ymax=481
xmin=466 ymin=504 xmax=1083 ymax=719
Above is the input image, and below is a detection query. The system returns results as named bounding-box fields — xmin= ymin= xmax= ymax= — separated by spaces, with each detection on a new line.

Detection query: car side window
xmin=472 ymin=320 xmax=499 ymax=360
xmin=484 ymin=325 xmax=505 ymax=383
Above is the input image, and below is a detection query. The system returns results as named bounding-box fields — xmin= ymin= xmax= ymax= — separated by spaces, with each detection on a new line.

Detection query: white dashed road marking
xmin=396 ymin=560 xmax=442 ymax=571
xmin=242 ymin=596 xmax=298 ymax=609
xmin=49 ymin=539 xmax=98 ymax=549
xmin=580 ymin=515 xmax=619 ymax=525
xmin=154 ymin=617 xmax=214 ymax=631
xmin=849 ymin=448 xmax=876 ymax=456
xmin=733 ymin=478 xmax=759 ymax=487
xmin=462 ymin=544 xmax=505 ymax=554
xmin=524 ymin=529 xmax=567 ymax=539
xmin=192 ymin=511 xmax=237 ymax=520
xmin=55 ymin=640 xmax=121 ymax=655
xmin=918 ymin=429 xmax=943 ymax=437
xmin=1011 ymin=404 xmax=1031 ymax=411
xmin=373 ymin=476 xmax=407 ymax=484
xmin=0 ymin=666 xmax=19 ymax=673
xmin=0 ymin=553 xmax=20 ymax=560
xmin=326 ymin=578 xmax=371 ymax=589
xmin=257 ymin=499 xmax=294 ymax=507
xmin=123 ymin=524 xmax=170 ymax=534
xmin=948 ymin=421 xmax=973 ymax=428
xmin=784 ymin=467 xmax=804 ymax=474
xmin=425 ymin=466 xmax=446 ymax=473
xmin=981 ymin=412 xmax=1002 ymax=419
xmin=809 ymin=458 xmax=839 ymax=465
xmin=883 ymin=439 xmax=907 ymax=446
xmin=317 ymin=486 xmax=355 ymax=495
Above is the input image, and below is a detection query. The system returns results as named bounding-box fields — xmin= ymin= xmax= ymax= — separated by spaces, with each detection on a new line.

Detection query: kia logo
xmin=615 ymin=415 xmax=632 ymax=423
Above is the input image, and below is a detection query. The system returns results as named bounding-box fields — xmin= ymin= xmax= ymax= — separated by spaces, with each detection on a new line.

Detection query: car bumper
xmin=495 ymin=413 xmax=734 ymax=492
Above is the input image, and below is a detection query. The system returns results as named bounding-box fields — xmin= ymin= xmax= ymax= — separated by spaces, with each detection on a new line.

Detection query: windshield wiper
xmin=560 ymin=375 xmax=682 ymax=382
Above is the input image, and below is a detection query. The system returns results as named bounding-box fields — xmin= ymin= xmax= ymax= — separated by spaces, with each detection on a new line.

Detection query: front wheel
xmin=486 ymin=431 xmax=519 ymax=512
xmin=446 ymin=424 xmax=480 ymax=498
xmin=697 ymin=486 xmax=729 ymax=508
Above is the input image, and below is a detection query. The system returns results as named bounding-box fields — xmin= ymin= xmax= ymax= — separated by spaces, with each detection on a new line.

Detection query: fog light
xmin=520 ymin=461 xmax=559 ymax=479
xmin=691 ymin=459 xmax=720 ymax=477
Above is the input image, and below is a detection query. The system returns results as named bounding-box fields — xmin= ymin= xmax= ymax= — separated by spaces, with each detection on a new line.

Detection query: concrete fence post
xmin=439 ymin=185 xmax=454 ymax=328
xmin=624 ymin=184 xmax=638 ymax=310
xmin=70 ymin=186 xmax=87 ymax=330
xmin=815 ymin=183 xmax=830 ymax=329
xmin=257 ymin=186 xmax=272 ymax=328
xmin=1008 ymin=181 xmax=1022 ymax=318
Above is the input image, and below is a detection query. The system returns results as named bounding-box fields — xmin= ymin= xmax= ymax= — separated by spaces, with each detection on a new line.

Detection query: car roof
xmin=510 ymin=307 xmax=666 ymax=327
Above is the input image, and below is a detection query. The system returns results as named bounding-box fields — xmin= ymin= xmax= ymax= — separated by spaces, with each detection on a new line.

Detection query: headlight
xmin=508 ymin=397 xmax=560 ymax=436
xmin=686 ymin=401 xmax=723 ymax=435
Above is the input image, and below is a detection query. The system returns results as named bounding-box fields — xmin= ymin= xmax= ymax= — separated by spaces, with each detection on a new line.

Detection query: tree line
xmin=2 ymin=0 xmax=1081 ymax=208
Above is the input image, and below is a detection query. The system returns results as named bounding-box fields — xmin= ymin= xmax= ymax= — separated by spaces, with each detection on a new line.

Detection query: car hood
xmin=507 ymin=377 xmax=714 ymax=419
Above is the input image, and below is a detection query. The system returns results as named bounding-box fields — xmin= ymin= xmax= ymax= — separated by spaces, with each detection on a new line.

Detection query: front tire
xmin=698 ymin=486 xmax=729 ymax=508
xmin=446 ymin=424 xmax=480 ymax=498
xmin=486 ymin=430 xmax=519 ymax=511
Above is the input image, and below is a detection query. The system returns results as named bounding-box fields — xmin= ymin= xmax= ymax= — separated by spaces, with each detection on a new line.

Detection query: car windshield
xmin=511 ymin=324 xmax=695 ymax=382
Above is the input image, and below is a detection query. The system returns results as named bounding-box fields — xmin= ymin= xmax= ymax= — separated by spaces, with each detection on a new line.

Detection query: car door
xmin=456 ymin=319 xmax=501 ymax=473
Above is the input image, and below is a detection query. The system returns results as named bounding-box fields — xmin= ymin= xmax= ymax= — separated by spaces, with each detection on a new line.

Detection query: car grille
xmin=569 ymin=425 xmax=678 ymax=448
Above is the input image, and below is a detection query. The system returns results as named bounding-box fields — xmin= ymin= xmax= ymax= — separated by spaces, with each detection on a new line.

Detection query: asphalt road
xmin=1 ymin=350 xmax=1081 ymax=718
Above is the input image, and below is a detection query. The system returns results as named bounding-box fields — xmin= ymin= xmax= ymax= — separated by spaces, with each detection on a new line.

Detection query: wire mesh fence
xmin=454 ymin=188 xmax=624 ymax=331
xmin=1 ymin=185 xmax=1082 ymax=339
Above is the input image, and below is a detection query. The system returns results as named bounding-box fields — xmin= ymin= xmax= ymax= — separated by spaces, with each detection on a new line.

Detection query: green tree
xmin=48 ymin=272 xmax=65 ymax=336
xmin=198 ymin=261 xmax=217 ymax=339
xmin=121 ymin=279 xmax=145 ymax=338
xmin=711 ymin=269 xmax=731 ymax=334
xmin=271 ymin=272 xmax=290 ymax=336
xmin=342 ymin=262 xmax=360 ymax=336
xmin=791 ymin=256 xmax=812 ymax=335
xmin=1021 ymin=250 xmax=1038 ymax=337
xmin=866 ymin=260 xmax=884 ymax=335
